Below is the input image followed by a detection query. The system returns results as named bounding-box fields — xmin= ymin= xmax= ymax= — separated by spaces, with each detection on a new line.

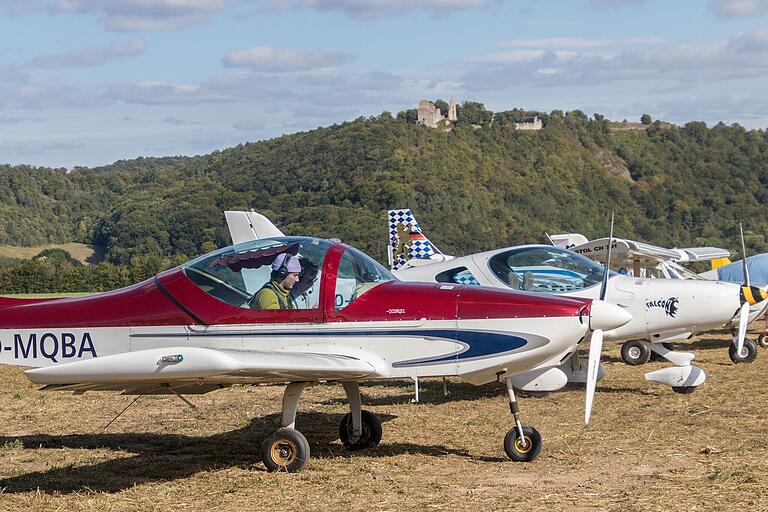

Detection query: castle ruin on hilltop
xmin=417 ymin=98 xmax=457 ymax=128
xmin=416 ymin=98 xmax=542 ymax=131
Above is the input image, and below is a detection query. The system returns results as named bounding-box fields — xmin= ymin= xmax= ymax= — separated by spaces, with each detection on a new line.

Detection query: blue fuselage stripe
xmin=130 ymin=329 xmax=529 ymax=367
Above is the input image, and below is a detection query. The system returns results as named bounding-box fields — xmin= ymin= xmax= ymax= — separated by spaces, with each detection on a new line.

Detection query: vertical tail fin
xmin=387 ymin=209 xmax=445 ymax=270
xmin=224 ymin=210 xmax=285 ymax=245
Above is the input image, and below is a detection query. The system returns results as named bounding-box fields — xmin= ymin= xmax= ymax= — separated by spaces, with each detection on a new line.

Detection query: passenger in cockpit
xmin=251 ymin=253 xmax=302 ymax=309
xmin=291 ymin=260 xmax=320 ymax=309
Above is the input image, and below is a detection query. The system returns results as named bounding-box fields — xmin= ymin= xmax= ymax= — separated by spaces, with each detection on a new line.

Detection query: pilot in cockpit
xmin=251 ymin=253 xmax=302 ymax=310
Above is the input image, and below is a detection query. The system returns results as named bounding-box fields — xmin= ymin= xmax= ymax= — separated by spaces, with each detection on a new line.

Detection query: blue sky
xmin=2 ymin=0 xmax=768 ymax=168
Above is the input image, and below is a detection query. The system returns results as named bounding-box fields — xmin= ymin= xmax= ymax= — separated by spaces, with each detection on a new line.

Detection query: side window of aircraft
xmin=488 ymin=247 xmax=606 ymax=293
xmin=435 ymin=267 xmax=480 ymax=286
xmin=183 ymin=237 xmax=331 ymax=310
xmin=335 ymin=246 xmax=396 ymax=310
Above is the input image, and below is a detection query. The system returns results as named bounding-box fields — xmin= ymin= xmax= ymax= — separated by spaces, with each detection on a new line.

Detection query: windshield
xmin=183 ymin=237 xmax=332 ymax=309
xmin=665 ymin=261 xmax=705 ymax=280
xmin=488 ymin=246 xmax=609 ymax=293
xmin=335 ymin=246 xmax=396 ymax=310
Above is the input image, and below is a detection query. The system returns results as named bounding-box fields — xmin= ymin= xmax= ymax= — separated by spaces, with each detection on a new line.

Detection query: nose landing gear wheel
xmin=621 ymin=340 xmax=651 ymax=365
xmin=261 ymin=427 xmax=310 ymax=473
xmin=729 ymin=338 xmax=758 ymax=364
xmin=339 ymin=409 xmax=382 ymax=451
xmin=503 ymin=426 xmax=542 ymax=462
xmin=757 ymin=333 xmax=768 ymax=348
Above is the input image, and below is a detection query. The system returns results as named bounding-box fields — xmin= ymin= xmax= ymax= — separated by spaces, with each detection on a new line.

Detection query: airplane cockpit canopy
xmin=183 ymin=237 xmax=333 ymax=308
xmin=488 ymin=246 xmax=608 ymax=294
xmin=335 ymin=246 xmax=396 ymax=310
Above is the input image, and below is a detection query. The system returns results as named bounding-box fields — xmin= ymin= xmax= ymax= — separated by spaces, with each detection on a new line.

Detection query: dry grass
xmin=1 ymin=332 xmax=767 ymax=511
xmin=0 ymin=243 xmax=100 ymax=264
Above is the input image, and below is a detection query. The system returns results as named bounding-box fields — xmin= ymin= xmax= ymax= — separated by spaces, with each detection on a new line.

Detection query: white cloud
xmin=590 ymin=0 xmax=647 ymax=8
xmin=50 ymin=0 xmax=231 ymax=31
xmin=108 ymin=80 xmax=237 ymax=104
xmin=267 ymin=0 xmax=489 ymax=19
xmin=0 ymin=83 xmax=110 ymax=109
xmin=463 ymin=29 xmax=768 ymax=89
xmin=31 ymin=40 xmax=146 ymax=68
xmin=709 ymin=0 xmax=768 ymax=17
xmin=222 ymin=46 xmax=352 ymax=72
xmin=653 ymin=94 xmax=768 ymax=125
xmin=497 ymin=36 xmax=665 ymax=49
xmin=163 ymin=115 xmax=193 ymax=125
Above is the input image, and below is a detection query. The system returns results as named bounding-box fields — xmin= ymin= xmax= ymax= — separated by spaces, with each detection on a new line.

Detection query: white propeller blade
xmin=585 ymin=328 xmax=604 ymax=425
xmin=735 ymin=301 xmax=750 ymax=355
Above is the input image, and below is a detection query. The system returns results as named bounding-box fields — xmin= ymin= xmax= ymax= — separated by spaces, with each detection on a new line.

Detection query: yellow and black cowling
xmin=740 ymin=285 xmax=768 ymax=305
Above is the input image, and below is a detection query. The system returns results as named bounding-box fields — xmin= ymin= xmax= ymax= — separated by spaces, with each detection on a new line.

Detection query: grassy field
xmin=0 ymin=243 xmax=101 ymax=264
xmin=1 ymin=333 xmax=767 ymax=511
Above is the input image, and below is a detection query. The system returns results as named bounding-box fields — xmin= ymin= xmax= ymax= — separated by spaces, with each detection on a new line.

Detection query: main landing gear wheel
xmin=758 ymin=334 xmax=768 ymax=348
xmin=261 ymin=427 xmax=310 ymax=473
xmin=729 ymin=339 xmax=758 ymax=364
xmin=503 ymin=426 xmax=542 ymax=462
xmin=621 ymin=340 xmax=651 ymax=365
xmin=671 ymin=386 xmax=698 ymax=394
xmin=339 ymin=409 xmax=382 ymax=451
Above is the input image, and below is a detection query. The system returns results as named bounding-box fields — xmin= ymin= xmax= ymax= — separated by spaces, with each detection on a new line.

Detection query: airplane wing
xmin=567 ymin=237 xmax=729 ymax=266
xmin=25 ymin=347 xmax=375 ymax=395
xmin=678 ymin=247 xmax=731 ymax=262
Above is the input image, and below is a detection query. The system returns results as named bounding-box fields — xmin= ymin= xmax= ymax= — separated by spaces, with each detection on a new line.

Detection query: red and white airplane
xmin=0 ymin=232 xmax=630 ymax=472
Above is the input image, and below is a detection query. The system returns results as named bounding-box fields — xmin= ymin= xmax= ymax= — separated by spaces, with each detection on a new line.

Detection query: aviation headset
xmin=273 ymin=254 xmax=293 ymax=280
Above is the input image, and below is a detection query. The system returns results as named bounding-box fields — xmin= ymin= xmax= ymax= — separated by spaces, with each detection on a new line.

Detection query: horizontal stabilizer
xmin=25 ymin=346 xmax=375 ymax=386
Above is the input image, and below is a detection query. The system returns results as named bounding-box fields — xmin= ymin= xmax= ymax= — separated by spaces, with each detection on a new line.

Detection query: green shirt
xmin=252 ymin=280 xmax=293 ymax=310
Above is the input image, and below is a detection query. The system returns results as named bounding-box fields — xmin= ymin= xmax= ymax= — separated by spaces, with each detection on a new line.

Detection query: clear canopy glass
xmin=488 ymin=246 xmax=609 ymax=293
xmin=183 ymin=237 xmax=332 ymax=309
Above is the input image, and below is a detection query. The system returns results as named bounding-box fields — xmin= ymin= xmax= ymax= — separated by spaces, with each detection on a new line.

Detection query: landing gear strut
xmin=261 ymin=381 xmax=311 ymax=473
xmin=261 ymin=380 xmax=382 ymax=473
xmin=502 ymin=376 xmax=542 ymax=462
xmin=338 ymin=381 xmax=382 ymax=450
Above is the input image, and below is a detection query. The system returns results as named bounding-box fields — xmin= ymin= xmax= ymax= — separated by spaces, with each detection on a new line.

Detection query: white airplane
xmin=0 ymin=216 xmax=632 ymax=472
xmin=225 ymin=209 xmax=744 ymax=395
xmin=380 ymin=210 xmax=768 ymax=395
xmin=552 ymin=232 xmax=768 ymax=358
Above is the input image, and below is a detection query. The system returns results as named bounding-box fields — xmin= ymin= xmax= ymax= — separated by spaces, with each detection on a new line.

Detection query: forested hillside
xmin=2 ymin=104 xmax=768 ymax=291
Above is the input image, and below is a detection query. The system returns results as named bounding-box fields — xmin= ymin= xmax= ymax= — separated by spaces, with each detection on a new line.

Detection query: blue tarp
xmin=716 ymin=253 xmax=768 ymax=285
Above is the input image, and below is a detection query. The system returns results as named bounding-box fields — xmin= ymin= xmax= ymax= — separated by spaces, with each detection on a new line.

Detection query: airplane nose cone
xmin=741 ymin=285 xmax=768 ymax=305
xmin=590 ymin=300 xmax=633 ymax=331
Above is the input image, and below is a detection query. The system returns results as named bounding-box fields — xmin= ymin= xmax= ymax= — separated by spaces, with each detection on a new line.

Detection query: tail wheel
xmin=621 ymin=340 xmax=651 ymax=365
xmin=729 ymin=338 xmax=758 ymax=364
xmin=261 ymin=428 xmax=310 ymax=473
xmin=339 ymin=409 xmax=382 ymax=451
xmin=503 ymin=426 xmax=542 ymax=462
xmin=672 ymin=386 xmax=698 ymax=394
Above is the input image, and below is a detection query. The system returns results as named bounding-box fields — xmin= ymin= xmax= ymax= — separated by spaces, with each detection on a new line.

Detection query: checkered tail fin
xmin=387 ymin=208 xmax=441 ymax=271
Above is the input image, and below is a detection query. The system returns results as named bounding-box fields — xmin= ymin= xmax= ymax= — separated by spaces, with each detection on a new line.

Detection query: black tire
xmin=672 ymin=386 xmax=697 ymax=394
xmin=729 ymin=338 xmax=758 ymax=364
xmin=758 ymin=334 xmax=768 ymax=348
xmin=621 ymin=341 xmax=651 ymax=366
xmin=503 ymin=426 xmax=542 ymax=462
xmin=261 ymin=428 xmax=310 ymax=473
xmin=339 ymin=409 xmax=382 ymax=451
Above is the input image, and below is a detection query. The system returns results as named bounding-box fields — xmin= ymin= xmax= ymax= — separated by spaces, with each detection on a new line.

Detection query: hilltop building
xmin=417 ymin=98 xmax=458 ymax=129
xmin=514 ymin=116 xmax=542 ymax=131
